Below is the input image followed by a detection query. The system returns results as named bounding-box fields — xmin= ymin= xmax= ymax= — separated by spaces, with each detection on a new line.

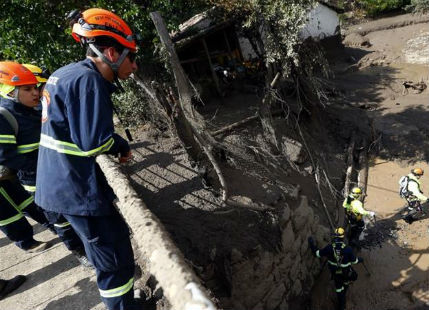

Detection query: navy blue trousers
xmin=0 ymin=179 xmax=52 ymax=250
xmin=63 ymin=209 xmax=136 ymax=310
xmin=43 ymin=211 xmax=84 ymax=251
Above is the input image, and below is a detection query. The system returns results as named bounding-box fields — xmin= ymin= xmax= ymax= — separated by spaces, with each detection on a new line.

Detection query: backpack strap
xmin=0 ymin=107 xmax=18 ymax=136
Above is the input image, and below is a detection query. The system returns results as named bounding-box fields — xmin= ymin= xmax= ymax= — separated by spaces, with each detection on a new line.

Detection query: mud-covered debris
xmin=358 ymin=220 xmax=399 ymax=250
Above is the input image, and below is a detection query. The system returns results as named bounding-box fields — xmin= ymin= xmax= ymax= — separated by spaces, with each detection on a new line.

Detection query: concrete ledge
xmin=96 ymin=155 xmax=216 ymax=310
xmin=345 ymin=13 xmax=429 ymax=36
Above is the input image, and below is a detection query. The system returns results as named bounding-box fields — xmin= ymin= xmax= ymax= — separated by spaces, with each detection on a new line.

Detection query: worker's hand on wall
xmin=369 ymin=211 xmax=376 ymax=218
xmin=119 ymin=150 xmax=133 ymax=163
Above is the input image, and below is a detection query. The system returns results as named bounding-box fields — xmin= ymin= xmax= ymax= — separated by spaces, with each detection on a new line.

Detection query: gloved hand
xmin=358 ymin=257 xmax=364 ymax=263
xmin=369 ymin=211 xmax=376 ymax=218
xmin=119 ymin=150 xmax=133 ymax=163
xmin=308 ymin=237 xmax=317 ymax=254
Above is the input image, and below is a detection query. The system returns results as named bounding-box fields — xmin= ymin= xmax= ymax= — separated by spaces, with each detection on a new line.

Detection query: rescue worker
xmin=22 ymin=64 xmax=50 ymax=96
xmin=0 ymin=61 xmax=53 ymax=253
xmin=20 ymin=64 xmax=91 ymax=267
xmin=36 ymin=8 xmax=140 ymax=310
xmin=343 ymin=187 xmax=375 ymax=246
xmin=402 ymin=168 xmax=427 ymax=224
xmin=0 ymin=275 xmax=26 ymax=300
xmin=308 ymin=228 xmax=363 ymax=310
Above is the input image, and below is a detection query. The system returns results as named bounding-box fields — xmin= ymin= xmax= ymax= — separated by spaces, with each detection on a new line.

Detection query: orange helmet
xmin=0 ymin=62 xmax=38 ymax=86
xmin=71 ymin=8 xmax=137 ymax=52
xmin=412 ymin=168 xmax=424 ymax=176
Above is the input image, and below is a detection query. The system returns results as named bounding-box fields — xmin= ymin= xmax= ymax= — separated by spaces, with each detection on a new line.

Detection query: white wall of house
xmin=239 ymin=3 xmax=340 ymax=59
xmin=300 ymin=3 xmax=340 ymax=40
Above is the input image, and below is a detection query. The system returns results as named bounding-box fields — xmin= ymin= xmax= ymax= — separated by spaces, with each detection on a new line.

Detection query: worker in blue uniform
xmin=36 ymin=8 xmax=139 ymax=310
xmin=16 ymin=64 xmax=90 ymax=267
xmin=0 ymin=61 xmax=53 ymax=253
xmin=309 ymin=228 xmax=363 ymax=310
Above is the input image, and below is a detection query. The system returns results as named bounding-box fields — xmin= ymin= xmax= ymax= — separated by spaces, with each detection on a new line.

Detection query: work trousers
xmin=404 ymin=200 xmax=425 ymax=222
xmin=347 ymin=216 xmax=364 ymax=245
xmin=0 ymin=178 xmax=52 ymax=250
xmin=63 ymin=209 xmax=136 ymax=310
xmin=331 ymin=267 xmax=357 ymax=310
xmin=23 ymin=185 xmax=84 ymax=252
xmin=43 ymin=211 xmax=84 ymax=251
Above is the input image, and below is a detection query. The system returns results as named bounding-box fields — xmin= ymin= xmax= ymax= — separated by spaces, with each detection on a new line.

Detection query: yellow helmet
xmin=412 ymin=168 xmax=424 ymax=176
xmin=351 ymin=187 xmax=362 ymax=198
xmin=334 ymin=227 xmax=345 ymax=238
xmin=22 ymin=64 xmax=50 ymax=83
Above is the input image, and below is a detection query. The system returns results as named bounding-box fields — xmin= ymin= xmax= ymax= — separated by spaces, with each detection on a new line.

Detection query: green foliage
xmin=406 ymin=0 xmax=429 ymax=13
xmin=0 ymin=0 xmax=209 ymax=126
xmin=359 ymin=0 xmax=411 ymax=16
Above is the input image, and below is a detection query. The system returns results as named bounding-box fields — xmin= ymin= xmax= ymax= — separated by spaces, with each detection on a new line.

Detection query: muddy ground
xmin=312 ymin=20 xmax=429 ymax=310
xmin=0 ymin=14 xmax=428 ymax=310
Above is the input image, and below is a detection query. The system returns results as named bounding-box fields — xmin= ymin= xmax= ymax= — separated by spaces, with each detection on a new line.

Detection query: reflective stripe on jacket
xmin=407 ymin=173 xmax=427 ymax=202
xmin=0 ymin=97 xmax=41 ymax=186
xmin=35 ymin=59 xmax=128 ymax=216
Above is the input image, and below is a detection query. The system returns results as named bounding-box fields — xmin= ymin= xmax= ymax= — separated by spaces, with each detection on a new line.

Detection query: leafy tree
xmin=0 ymin=0 xmax=208 ymax=71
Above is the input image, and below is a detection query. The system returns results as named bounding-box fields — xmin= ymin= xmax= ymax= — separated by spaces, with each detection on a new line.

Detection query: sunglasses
xmin=127 ymin=52 xmax=137 ymax=63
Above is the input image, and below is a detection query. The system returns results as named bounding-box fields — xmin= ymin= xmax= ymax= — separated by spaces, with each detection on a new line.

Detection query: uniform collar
xmin=80 ymin=59 xmax=117 ymax=94
xmin=0 ymin=97 xmax=40 ymax=115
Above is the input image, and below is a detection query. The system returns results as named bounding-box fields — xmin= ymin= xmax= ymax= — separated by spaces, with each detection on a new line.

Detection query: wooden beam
xmin=201 ymin=37 xmax=222 ymax=96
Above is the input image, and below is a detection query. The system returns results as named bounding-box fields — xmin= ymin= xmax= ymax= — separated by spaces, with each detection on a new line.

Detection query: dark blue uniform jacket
xmin=35 ymin=58 xmax=129 ymax=216
xmin=316 ymin=241 xmax=359 ymax=273
xmin=0 ymin=97 xmax=41 ymax=187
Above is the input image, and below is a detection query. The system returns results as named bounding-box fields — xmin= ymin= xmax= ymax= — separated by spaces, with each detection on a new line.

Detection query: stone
xmin=265 ymin=283 xmax=286 ymax=310
xmin=291 ymin=279 xmax=302 ymax=297
xmin=343 ymin=33 xmax=371 ymax=47
xmin=281 ymin=137 xmax=307 ymax=164
xmin=281 ymin=221 xmax=295 ymax=252
xmin=289 ymin=258 xmax=301 ymax=280
xmin=300 ymin=237 xmax=310 ymax=257
xmin=292 ymin=236 xmax=302 ymax=256
xmin=279 ymin=300 xmax=289 ymax=310
xmin=280 ymin=205 xmax=291 ymax=227
xmin=292 ymin=196 xmax=314 ymax=231
xmin=231 ymin=248 xmax=243 ymax=263
xmin=311 ymin=215 xmax=320 ymax=233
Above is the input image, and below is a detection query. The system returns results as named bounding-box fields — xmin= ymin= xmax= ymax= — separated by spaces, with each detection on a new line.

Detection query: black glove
xmin=308 ymin=237 xmax=317 ymax=254
xmin=358 ymin=257 xmax=364 ymax=263
xmin=113 ymin=133 xmax=130 ymax=157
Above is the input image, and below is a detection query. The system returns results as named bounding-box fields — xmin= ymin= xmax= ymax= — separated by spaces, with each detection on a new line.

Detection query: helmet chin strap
xmin=6 ymin=88 xmax=20 ymax=103
xmin=88 ymin=43 xmax=129 ymax=77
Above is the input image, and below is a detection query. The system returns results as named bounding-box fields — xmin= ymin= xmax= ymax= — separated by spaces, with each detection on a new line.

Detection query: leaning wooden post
xmin=150 ymin=11 xmax=229 ymax=201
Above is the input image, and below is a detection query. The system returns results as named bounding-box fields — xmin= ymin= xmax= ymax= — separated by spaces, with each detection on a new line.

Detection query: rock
xmin=343 ymin=33 xmax=371 ymax=47
xmin=231 ymin=248 xmax=243 ymax=263
xmin=281 ymin=221 xmax=295 ymax=252
xmin=293 ymin=196 xmax=314 ymax=231
xmin=300 ymin=237 xmax=310 ymax=257
xmin=265 ymin=283 xmax=286 ymax=310
xmin=291 ymin=279 xmax=302 ymax=296
xmin=279 ymin=300 xmax=289 ymax=310
xmin=292 ymin=236 xmax=302 ymax=256
xmin=315 ymin=225 xmax=331 ymax=245
xmin=281 ymin=137 xmax=307 ymax=164
xmin=289 ymin=258 xmax=301 ymax=280
xmin=258 ymin=251 xmax=274 ymax=273
xmin=311 ymin=215 xmax=320 ymax=233
xmin=280 ymin=205 xmax=291 ymax=227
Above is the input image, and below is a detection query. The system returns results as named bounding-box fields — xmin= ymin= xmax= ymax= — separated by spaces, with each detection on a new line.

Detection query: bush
xmin=360 ymin=0 xmax=411 ymax=16
xmin=406 ymin=0 xmax=429 ymax=13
